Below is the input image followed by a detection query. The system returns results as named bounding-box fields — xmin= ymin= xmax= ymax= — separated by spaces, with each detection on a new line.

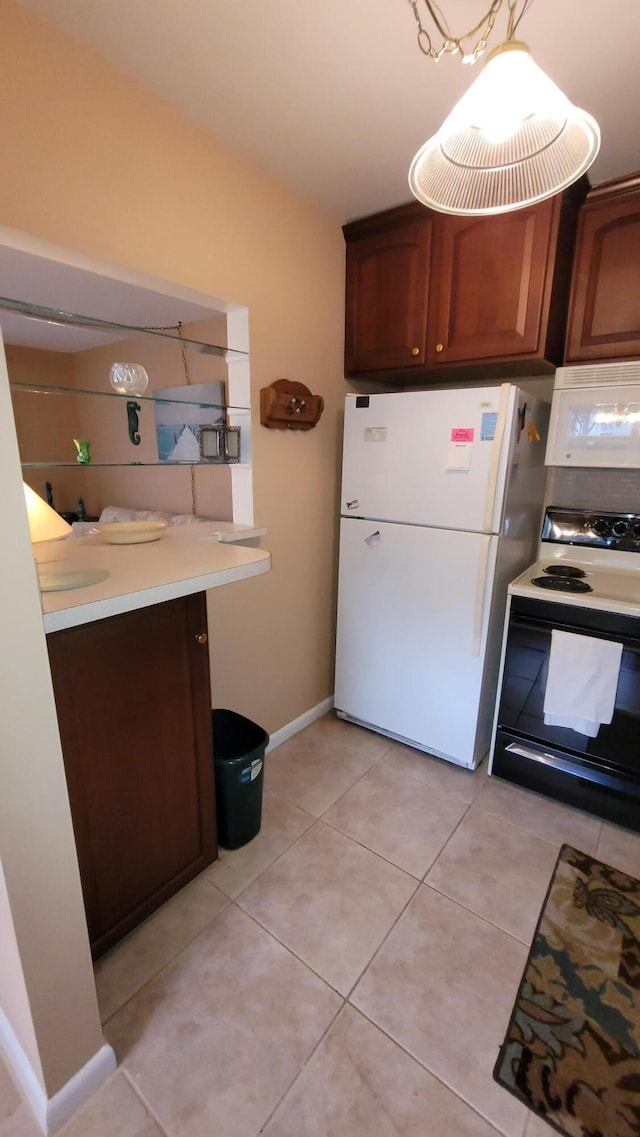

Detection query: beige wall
xmin=0 ymin=346 xmax=106 ymax=1097
xmin=7 ymin=344 xmax=85 ymax=511
xmin=0 ymin=0 xmax=346 ymax=1105
xmin=0 ymin=863 xmax=43 ymax=1087
xmin=0 ymin=0 xmax=345 ymax=728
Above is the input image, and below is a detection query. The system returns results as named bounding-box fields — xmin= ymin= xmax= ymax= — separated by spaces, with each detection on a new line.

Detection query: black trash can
xmin=212 ymin=709 xmax=269 ymax=850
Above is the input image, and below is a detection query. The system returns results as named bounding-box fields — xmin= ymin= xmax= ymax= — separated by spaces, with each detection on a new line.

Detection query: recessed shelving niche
xmin=3 ymin=296 xmax=249 ymax=469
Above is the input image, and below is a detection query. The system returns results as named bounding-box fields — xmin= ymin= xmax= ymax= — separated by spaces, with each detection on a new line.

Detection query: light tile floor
xmin=2 ymin=713 xmax=640 ymax=1137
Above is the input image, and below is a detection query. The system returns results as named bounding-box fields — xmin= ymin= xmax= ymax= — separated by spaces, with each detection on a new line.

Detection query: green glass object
xmin=73 ymin=438 xmax=91 ymax=464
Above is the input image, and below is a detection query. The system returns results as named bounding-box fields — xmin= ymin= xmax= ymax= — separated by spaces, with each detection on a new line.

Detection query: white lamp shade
xmin=23 ymin=483 xmax=72 ymax=543
xmin=409 ymin=41 xmax=600 ymax=215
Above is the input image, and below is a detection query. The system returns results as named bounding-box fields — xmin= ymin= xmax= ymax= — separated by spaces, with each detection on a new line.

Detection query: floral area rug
xmin=494 ymin=844 xmax=640 ymax=1137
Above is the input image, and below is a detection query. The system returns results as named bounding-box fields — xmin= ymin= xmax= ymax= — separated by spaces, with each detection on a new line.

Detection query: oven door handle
xmin=505 ymin=742 xmax=633 ymax=794
xmin=509 ymin=614 xmax=640 ymax=651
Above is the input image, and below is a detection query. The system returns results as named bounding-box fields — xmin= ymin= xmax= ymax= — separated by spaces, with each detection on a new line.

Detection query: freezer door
xmin=340 ymin=387 xmax=515 ymax=532
xmin=334 ymin=519 xmax=498 ymax=768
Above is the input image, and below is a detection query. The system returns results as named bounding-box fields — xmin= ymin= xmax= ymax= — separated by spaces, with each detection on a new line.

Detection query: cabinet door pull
xmin=411 ymin=347 xmax=420 ymax=356
xmin=435 ymin=343 xmax=444 ymax=353
xmin=195 ymin=632 xmax=208 ymax=645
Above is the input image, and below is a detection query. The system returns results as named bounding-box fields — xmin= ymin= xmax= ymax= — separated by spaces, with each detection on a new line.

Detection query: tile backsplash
xmin=546 ymin=467 xmax=640 ymax=513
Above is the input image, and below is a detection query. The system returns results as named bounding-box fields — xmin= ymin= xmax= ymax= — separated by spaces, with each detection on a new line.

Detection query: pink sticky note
xmin=451 ymin=428 xmax=474 ymax=442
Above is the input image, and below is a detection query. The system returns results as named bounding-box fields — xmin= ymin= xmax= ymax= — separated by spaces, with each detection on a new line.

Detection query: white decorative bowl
xmin=96 ymin=520 xmax=168 ymax=545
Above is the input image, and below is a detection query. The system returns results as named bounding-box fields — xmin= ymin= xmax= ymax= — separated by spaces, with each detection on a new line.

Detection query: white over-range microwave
xmin=546 ymin=360 xmax=640 ymax=468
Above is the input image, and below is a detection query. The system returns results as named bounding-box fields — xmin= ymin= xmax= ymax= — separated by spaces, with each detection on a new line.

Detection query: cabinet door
xmin=47 ymin=593 xmax=217 ymax=958
xmin=344 ymin=217 xmax=433 ymax=373
xmin=428 ymin=199 xmax=558 ymax=365
xmin=565 ymin=194 xmax=640 ymax=362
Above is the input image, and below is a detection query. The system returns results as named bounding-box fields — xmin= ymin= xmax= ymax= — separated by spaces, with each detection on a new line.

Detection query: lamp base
xmin=38 ymin=568 xmax=110 ymax=592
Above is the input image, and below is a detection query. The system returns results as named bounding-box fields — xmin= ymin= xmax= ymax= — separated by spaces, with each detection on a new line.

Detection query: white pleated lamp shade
xmin=409 ymin=41 xmax=600 ymax=215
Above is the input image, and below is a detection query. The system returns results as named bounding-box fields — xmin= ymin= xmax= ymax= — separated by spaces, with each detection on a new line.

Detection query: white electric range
xmin=509 ymin=507 xmax=640 ymax=618
xmin=490 ymin=507 xmax=640 ymax=830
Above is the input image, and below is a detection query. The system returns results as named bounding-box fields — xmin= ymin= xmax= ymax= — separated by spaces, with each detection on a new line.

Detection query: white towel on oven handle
xmin=543 ymin=630 xmax=623 ymax=738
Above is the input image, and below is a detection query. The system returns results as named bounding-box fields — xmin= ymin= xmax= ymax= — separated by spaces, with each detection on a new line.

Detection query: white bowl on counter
xmin=96 ymin=520 xmax=168 ymax=545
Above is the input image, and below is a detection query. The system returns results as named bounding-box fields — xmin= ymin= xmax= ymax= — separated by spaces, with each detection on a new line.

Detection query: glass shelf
xmin=11 ymin=381 xmax=249 ymax=467
xmin=10 ymin=381 xmax=249 ymax=414
xmin=0 ymin=296 xmax=247 ymax=359
xmin=19 ymin=461 xmax=250 ymax=468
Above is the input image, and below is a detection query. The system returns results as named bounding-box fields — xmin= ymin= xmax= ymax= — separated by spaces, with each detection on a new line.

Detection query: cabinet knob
xmin=435 ymin=343 xmax=444 ymax=353
xmin=195 ymin=632 xmax=208 ymax=645
xmin=411 ymin=347 xmax=420 ymax=356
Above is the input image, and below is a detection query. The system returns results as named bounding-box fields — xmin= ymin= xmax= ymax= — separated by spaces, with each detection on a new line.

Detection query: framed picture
xmin=153 ymin=381 xmax=225 ymax=462
xmin=199 ymin=425 xmax=241 ymax=463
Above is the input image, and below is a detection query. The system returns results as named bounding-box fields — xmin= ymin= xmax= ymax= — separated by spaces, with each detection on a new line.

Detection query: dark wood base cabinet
xmin=47 ymin=593 xmax=217 ymax=959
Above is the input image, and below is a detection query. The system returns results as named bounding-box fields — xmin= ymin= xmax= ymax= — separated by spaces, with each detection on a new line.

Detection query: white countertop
xmin=39 ymin=526 xmax=271 ymax=633
xmin=200 ymin=521 xmax=267 ymax=543
xmin=71 ymin=518 xmax=267 ymax=543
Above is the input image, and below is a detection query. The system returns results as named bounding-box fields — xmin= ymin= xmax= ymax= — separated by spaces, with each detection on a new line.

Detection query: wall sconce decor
xmin=260 ymin=379 xmax=324 ymax=431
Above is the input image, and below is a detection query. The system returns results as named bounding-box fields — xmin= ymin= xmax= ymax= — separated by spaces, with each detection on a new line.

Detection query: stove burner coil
xmin=543 ymin=564 xmax=587 ymax=579
xmin=532 ymin=576 xmax=593 ymax=593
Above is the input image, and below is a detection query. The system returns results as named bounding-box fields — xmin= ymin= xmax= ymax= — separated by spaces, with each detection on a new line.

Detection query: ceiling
xmin=13 ymin=0 xmax=640 ymax=223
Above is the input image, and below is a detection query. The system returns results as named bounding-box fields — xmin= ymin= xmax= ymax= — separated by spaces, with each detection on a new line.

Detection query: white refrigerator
xmin=334 ymin=384 xmax=549 ymax=769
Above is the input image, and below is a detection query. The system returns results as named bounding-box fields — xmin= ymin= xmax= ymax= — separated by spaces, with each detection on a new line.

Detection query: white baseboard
xmin=266 ymin=696 xmax=334 ymax=753
xmin=0 ymin=1009 xmax=116 ymax=1135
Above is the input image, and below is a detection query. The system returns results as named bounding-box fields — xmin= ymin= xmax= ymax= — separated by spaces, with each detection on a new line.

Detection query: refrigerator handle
xmin=472 ymin=536 xmax=492 ymax=656
xmin=482 ymin=383 xmax=511 ymax=533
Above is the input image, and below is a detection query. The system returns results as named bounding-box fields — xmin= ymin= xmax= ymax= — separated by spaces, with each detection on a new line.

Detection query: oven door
xmin=492 ymin=596 xmax=640 ymax=829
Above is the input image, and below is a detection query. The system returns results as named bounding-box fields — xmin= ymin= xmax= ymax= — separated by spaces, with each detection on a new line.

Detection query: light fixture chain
xmin=175 ymin=321 xmax=198 ymax=518
xmin=408 ymin=0 xmax=531 ymax=63
xmin=507 ymin=0 xmax=533 ymax=39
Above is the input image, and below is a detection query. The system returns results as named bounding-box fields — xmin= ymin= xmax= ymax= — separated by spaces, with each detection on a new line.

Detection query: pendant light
xmin=407 ymin=2 xmax=600 ymax=215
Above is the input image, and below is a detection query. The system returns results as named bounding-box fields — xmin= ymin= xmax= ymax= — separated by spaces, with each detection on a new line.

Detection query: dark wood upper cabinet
xmin=429 ymin=201 xmax=560 ymax=364
xmin=344 ymin=208 xmax=433 ymax=372
xmin=47 ymin=593 xmax=217 ymax=958
xmin=343 ymin=184 xmax=585 ymax=382
xmin=565 ymin=173 xmax=640 ymax=363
